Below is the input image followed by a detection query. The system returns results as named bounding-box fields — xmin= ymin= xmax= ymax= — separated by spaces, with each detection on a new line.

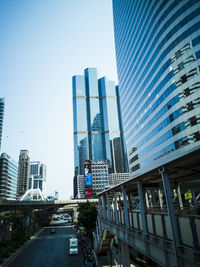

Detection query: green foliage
xmin=0 ymin=207 xmax=50 ymax=262
xmin=77 ymin=203 xmax=97 ymax=235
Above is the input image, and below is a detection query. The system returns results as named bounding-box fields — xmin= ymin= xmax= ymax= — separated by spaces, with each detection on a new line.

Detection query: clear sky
xmin=0 ymin=0 xmax=118 ymax=199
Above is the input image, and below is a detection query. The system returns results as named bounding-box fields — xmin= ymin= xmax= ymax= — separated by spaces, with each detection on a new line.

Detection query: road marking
xmin=3 ymin=228 xmax=45 ymax=267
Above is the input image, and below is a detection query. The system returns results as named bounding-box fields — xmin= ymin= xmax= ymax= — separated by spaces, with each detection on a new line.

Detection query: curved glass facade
xmin=113 ymin=0 xmax=200 ymax=177
xmin=72 ymin=68 xmax=128 ymax=176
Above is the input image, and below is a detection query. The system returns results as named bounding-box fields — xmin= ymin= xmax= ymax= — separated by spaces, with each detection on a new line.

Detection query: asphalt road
xmin=6 ymin=225 xmax=84 ymax=267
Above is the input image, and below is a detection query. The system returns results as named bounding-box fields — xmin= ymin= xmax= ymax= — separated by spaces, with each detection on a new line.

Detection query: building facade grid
xmin=113 ymin=0 xmax=200 ymax=178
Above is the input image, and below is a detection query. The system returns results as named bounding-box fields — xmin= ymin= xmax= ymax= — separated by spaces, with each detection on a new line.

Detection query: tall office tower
xmin=73 ymin=68 xmax=129 ymax=197
xmin=29 ymin=161 xmax=47 ymax=194
xmin=0 ymin=98 xmax=5 ymax=152
xmin=17 ymin=150 xmax=30 ymax=197
xmin=0 ymin=153 xmax=18 ymax=200
xmin=112 ymin=0 xmax=200 ymax=178
xmin=73 ymin=68 xmax=128 ymax=176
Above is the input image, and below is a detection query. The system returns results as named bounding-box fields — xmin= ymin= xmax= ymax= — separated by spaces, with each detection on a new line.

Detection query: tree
xmin=77 ymin=203 xmax=97 ymax=236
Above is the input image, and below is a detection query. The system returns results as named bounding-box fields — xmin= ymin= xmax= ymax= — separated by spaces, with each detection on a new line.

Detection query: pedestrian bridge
xmin=0 ymin=198 xmax=98 ymax=211
xmin=95 ymin=149 xmax=200 ymax=267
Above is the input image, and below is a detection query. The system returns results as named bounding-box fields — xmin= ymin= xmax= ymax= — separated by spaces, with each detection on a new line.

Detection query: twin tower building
xmin=73 ymin=68 xmax=130 ymax=198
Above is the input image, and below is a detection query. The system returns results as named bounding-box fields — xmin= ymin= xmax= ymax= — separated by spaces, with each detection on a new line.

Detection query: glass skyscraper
xmin=0 ymin=153 xmax=18 ymax=200
xmin=112 ymin=0 xmax=200 ymax=178
xmin=0 ymin=98 xmax=4 ymax=152
xmin=73 ymin=67 xmax=128 ymax=177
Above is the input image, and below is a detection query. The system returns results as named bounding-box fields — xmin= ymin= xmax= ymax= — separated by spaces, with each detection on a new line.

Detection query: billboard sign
xmin=85 ymin=173 xmax=92 ymax=186
xmin=85 ymin=189 xmax=93 ymax=197
xmin=84 ymin=160 xmax=92 ymax=187
xmin=85 ymin=160 xmax=91 ymax=175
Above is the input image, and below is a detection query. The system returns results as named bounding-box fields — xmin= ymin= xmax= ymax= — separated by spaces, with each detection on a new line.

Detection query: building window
xmin=130 ymin=164 xmax=140 ymax=173
xmin=194 ymin=132 xmax=200 ymax=142
xmin=190 ymin=116 xmax=197 ymax=126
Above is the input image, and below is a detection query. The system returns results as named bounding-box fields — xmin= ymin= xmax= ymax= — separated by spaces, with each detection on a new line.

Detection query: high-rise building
xmin=17 ymin=150 xmax=30 ymax=197
xmin=112 ymin=0 xmax=200 ymax=178
xmin=75 ymin=160 xmax=124 ymax=198
xmin=0 ymin=98 xmax=5 ymax=152
xmin=90 ymin=161 xmax=109 ymax=196
xmin=73 ymin=68 xmax=129 ymax=197
xmin=73 ymin=175 xmax=85 ymax=199
xmin=73 ymin=68 xmax=128 ymax=176
xmin=29 ymin=161 xmax=47 ymax=194
xmin=0 ymin=153 xmax=18 ymax=200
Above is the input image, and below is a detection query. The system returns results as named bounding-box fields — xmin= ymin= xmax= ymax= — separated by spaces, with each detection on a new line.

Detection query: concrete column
xmin=122 ymin=186 xmax=129 ymax=228
xmin=101 ymin=195 xmax=106 ymax=219
xmin=114 ymin=192 xmax=119 ymax=224
xmin=120 ymin=240 xmax=130 ymax=267
xmin=106 ymin=192 xmax=111 ymax=221
xmin=137 ymin=181 xmax=147 ymax=235
xmin=159 ymin=167 xmax=181 ymax=267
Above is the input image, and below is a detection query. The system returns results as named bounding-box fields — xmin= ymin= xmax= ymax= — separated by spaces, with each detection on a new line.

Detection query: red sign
xmin=85 ymin=189 xmax=92 ymax=197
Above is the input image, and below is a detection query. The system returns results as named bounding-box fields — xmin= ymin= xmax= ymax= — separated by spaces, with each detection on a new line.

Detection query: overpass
xmin=0 ymin=198 xmax=99 ymax=211
xmin=95 ymin=149 xmax=200 ymax=267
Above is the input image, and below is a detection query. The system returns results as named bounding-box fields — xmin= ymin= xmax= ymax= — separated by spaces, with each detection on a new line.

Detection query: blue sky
xmin=0 ymin=0 xmax=118 ymax=199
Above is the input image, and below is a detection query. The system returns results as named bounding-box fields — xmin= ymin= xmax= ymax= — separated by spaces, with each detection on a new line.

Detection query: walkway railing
xmin=100 ymin=208 xmax=200 ymax=250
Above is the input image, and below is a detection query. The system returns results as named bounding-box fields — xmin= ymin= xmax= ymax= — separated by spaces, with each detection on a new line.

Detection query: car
xmin=69 ymin=237 xmax=78 ymax=255
xmin=84 ymin=259 xmax=95 ymax=267
xmin=50 ymin=228 xmax=56 ymax=234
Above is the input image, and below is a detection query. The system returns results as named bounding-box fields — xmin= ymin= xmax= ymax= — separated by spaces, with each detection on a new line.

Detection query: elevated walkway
xmin=95 ymin=149 xmax=200 ymax=267
xmin=0 ymin=198 xmax=98 ymax=211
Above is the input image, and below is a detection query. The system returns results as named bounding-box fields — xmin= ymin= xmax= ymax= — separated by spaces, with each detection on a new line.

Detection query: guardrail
xmin=100 ymin=208 xmax=200 ymax=250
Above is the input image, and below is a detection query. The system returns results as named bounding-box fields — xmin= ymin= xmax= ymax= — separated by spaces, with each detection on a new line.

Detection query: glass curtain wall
xmin=73 ymin=68 xmax=129 ymax=176
xmin=113 ymin=0 xmax=200 ymax=177
xmin=73 ymin=75 xmax=89 ymax=175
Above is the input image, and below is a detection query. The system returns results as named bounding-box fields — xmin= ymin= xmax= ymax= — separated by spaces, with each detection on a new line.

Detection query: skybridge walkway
xmin=95 ymin=149 xmax=200 ymax=267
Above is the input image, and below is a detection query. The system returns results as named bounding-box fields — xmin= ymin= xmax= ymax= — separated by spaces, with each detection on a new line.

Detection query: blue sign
xmin=85 ymin=173 xmax=92 ymax=186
